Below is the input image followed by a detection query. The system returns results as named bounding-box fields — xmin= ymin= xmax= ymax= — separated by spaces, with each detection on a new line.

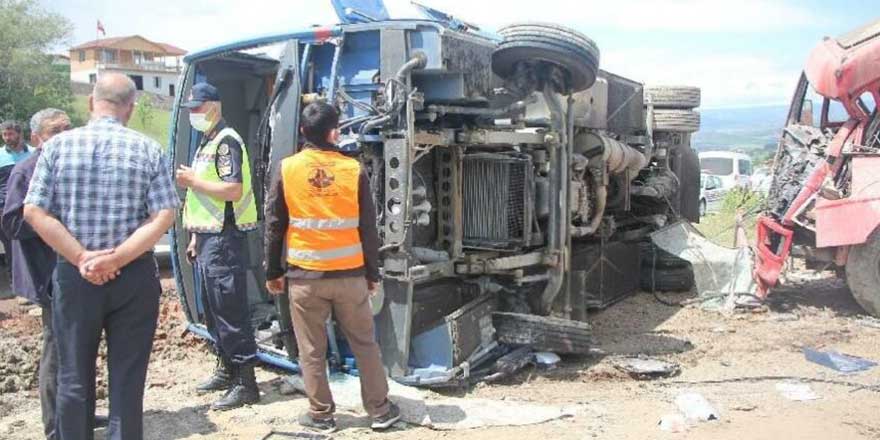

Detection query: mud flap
xmin=650 ymin=222 xmax=758 ymax=309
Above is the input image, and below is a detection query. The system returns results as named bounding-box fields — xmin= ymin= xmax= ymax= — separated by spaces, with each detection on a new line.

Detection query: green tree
xmin=134 ymin=93 xmax=155 ymax=130
xmin=0 ymin=0 xmax=77 ymax=129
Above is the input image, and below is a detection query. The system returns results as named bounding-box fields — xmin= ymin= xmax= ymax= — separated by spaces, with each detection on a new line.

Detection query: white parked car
xmin=699 ymin=151 xmax=753 ymax=190
xmin=699 ymin=173 xmax=725 ymax=217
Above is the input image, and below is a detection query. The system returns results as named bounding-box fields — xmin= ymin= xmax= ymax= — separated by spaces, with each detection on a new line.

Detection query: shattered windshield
xmin=701 ymin=157 xmax=733 ymax=175
xmin=798 ymin=76 xmax=850 ymax=126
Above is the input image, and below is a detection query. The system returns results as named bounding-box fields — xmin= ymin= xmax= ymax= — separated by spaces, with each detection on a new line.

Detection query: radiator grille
xmin=462 ymin=154 xmax=532 ymax=249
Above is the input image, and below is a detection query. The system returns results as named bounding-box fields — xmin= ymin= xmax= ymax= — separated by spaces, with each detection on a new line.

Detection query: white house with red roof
xmin=69 ymin=35 xmax=187 ymax=97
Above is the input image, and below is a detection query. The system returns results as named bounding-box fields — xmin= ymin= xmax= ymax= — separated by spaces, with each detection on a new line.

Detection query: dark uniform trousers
xmin=53 ymin=256 xmax=161 ymax=440
xmin=40 ymin=301 xmax=59 ymax=440
xmin=195 ymin=224 xmax=257 ymax=365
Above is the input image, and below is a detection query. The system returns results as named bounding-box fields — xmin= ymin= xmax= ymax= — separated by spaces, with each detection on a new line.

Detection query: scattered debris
xmin=534 ymin=352 xmax=561 ymax=369
xmin=485 ymin=346 xmax=535 ymax=381
xmin=493 ymin=312 xmax=593 ymax=354
xmin=658 ymin=413 xmax=688 ymax=432
xmin=803 ymin=348 xmax=877 ymax=373
xmin=675 ymin=392 xmax=719 ymax=422
xmin=285 ymin=373 xmax=574 ymax=430
xmin=711 ymin=326 xmax=735 ymax=334
xmin=260 ymin=431 xmax=331 ymax=440
xmin=731 ymin=404 xmax=757 ymax=412
xmin=776 ymin=382 xmax=820 ymax=401
xmin=854 ymin=316 xmax=880 ymax=330
xmin=26 ymin=308 xmax=42 ymax=318
xmin=611 ymin=357 xmax=680 ymax=379
xmin=651 ymin=222 xmax=757 ymax=312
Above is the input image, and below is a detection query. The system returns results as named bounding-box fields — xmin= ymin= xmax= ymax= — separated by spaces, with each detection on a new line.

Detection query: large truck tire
xmin=498 ymin=23 xmax=600 ymax=61
xmin=645 ymin=86 xmax=701 ymax=109
xmin=678 ymin=145 xmax=702 ymax=222
xmin=493 ymin=312 xmax=593 ymax=354
xmin=493 ymin=23 xmax=600 ymax=92
xmin=846 ymin=230 xmax=880 ymax=317
xmin=639 ymin=241 xmax=690 ymax=269
xmin=652 ymin=109 xmax=701 ymax=133
xmin=640 ymin=265 xmax=695 ymax=292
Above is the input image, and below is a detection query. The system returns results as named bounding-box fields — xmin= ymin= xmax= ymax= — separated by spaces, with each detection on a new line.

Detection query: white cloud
xmin=51 ymin=0 xmax=818 ymax=107
xmin=385 ymin=0 xmax=822 ymax=32
xmin=603 ymin=48 xmax=801 ymax=108
xmin=57 ymin=0 xmax=822 ymax=53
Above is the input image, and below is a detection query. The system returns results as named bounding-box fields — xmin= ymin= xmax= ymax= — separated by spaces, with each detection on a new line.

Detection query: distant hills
xmin=692 ymin=104 xmax=788 ymax=151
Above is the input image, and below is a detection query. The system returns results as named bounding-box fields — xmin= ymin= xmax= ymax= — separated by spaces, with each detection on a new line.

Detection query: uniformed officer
xmin=176 ymin=82 xmax=260 ymax=410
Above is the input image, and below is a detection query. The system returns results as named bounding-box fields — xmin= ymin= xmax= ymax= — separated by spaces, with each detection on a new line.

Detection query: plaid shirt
xmin=24 ymin=117 xmax=179 ymax=250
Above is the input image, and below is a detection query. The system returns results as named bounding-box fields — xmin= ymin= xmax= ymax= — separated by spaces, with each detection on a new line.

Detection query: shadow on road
xmin=93 ymin=405 xmax=220 ymax=440
xmin=767 ymin=275 xmax=865 ymax=317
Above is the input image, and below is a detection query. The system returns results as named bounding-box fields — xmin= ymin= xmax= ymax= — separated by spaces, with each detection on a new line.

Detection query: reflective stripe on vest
xmin=289 ymin=217 xmax=359 ymax=230
xmin=287 ymin=243 xmax=363 ymax=261
xmin=282 ymin=148 xmax=364 ymax=271
xmin=182 ymin=127 xmax=258 ymax=233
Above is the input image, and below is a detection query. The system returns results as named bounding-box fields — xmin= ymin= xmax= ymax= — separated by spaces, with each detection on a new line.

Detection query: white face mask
xmin=189 ymin=113 xmax=211 ymax=132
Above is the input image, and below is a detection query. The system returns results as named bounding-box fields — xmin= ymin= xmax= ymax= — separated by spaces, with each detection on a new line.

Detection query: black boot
xmin=211 ymin=364 xmax=260 ymax=411
xmin=196 ymin=357 xmax=233 ymax=394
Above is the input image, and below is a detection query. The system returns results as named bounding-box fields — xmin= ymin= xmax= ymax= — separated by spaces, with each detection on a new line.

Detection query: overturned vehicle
xmin=169 ymin=1 xmax=702 ymax=386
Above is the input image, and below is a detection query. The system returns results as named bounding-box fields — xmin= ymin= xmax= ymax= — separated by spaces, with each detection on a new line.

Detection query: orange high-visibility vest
xmin=282 ymin=148 xmax=365 ymax=271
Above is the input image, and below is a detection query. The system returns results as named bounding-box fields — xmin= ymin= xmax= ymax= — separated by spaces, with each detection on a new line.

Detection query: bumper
xmin=754 ymin=215 xmax=794 ymax=298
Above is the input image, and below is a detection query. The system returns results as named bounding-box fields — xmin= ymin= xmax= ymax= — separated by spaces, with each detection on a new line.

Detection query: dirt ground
xmin=2 ymin=270 xmax=880 ymax=440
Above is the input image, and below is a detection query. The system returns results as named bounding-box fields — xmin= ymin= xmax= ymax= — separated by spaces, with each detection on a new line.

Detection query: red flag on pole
xmin=97 ymin=20 xmax=106 ymax=36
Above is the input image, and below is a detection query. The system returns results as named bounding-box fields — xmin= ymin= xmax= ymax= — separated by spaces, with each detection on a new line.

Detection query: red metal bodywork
xmin=815 ymin=156 xmax=880 ymax=247
xmin=805 ymin=36 xmax=880 ymax=114
xmin=753 ymin=22 xmax=880 ymax=295
xmin=754 ymin=215 xmax=793 ymax=298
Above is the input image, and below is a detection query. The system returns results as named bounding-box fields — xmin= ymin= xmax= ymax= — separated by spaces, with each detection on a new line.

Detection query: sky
xmin=46 ymin=0 xmax=879 ymax=108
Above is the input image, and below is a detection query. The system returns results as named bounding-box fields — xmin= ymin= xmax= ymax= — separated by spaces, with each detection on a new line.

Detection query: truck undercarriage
xmin=169 ymin=8 xmax=703 ymax=386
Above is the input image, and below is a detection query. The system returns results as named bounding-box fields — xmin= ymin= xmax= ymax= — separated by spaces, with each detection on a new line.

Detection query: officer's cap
xmin=182 ymin=82 xmax=221 ymax=108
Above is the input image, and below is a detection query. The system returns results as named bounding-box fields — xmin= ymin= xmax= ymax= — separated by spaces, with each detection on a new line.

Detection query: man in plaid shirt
xmin=24 ymin=73 xmax=179 ymax=440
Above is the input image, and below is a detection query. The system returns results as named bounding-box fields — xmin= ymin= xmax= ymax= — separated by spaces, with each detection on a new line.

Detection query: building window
xmin=101 ymin=49 xmax=116 ymax=63
xmin=89 ymin=73 xmax=97 ymax=84
xmin=134 ymin=51 xmax=143 ymax=65
xmin=78 ymin=50 xmax=85 ymax=62
xmin=154 ymin=77 xmax=161 ymax=89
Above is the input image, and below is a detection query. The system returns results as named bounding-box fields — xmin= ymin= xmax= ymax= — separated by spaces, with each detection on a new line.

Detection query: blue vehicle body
xmin=169 ymin=1 xmax=698 ymax=387
xmin=170 ymin=15 xmax=506 ymax=385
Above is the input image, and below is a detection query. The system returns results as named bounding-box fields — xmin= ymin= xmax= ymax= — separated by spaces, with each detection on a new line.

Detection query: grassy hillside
xmin=692 ymin=105 xmax=787 ymax=151
xmin=694 ymin=188 xmax=765 ymax=247
xmin=72 ymin=95 xmax=171 ymax=147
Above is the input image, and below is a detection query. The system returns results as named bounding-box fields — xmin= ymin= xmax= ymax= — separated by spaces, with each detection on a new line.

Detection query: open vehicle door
xmin=170 ymin=36 xmax=308 ymax=370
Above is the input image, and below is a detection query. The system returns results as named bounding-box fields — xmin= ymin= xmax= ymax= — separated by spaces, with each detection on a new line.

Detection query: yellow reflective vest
xmin=182 ymin=127 xmax=257 ymax=233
